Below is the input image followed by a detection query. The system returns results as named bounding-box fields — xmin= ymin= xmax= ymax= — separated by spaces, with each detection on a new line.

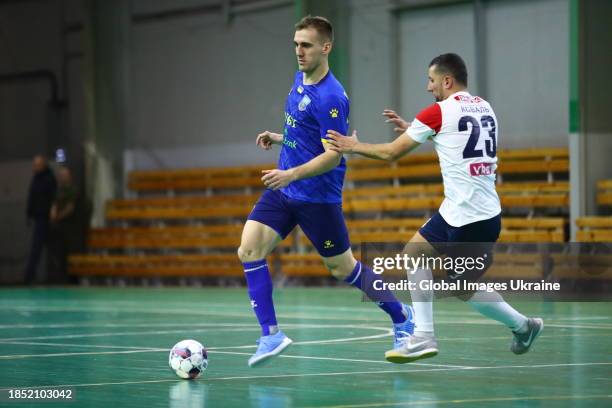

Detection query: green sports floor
xmin=0 ymin=287 xmax=610 ymax=408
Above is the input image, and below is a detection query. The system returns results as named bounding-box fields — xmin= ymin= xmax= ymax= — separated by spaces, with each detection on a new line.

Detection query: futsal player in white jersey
xmin=326 ymin=53 xmax=543 ymax=363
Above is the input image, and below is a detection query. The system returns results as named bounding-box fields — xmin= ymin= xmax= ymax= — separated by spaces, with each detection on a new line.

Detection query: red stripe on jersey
xmin=415 ymin=103 xmax=442 ymax=134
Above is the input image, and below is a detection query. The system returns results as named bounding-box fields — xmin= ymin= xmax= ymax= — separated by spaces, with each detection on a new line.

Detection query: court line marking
xmin=0 ymin=305 xmax=395 ymax=323
xmin=1 ymin=320 xmax=611 ymax=345
xmin=0 ymin=324 xmax=392 ymax=343
xmin=8 ymin=305 xmax=612 ymax=328
xmin=0 ymin=322 xmax=257 ymax=330
xmin=209 ymin=350 xmax=466 ymax=368
xmin=0 ymin=328 xmax=260 ymax=342
xmin=3 ymin=305 xmax=612 ymax=333
xmin=0 ymin=341 xmax=160 ymax=350
xmin=309 ymin=394 xmax=612 ymax=408
xmin=0 ymin=329 xmax=606 ymax=366
xmin=354 ymin=331 xmax=610 ymax=345
xmin=0 ymin=343 xmax=462 ymax=368
xmin=556 ymin=316 xmax=611 ymax=321
xmin=1 ymin=362 xmax=611 ymax=391
xmin=0 ymin=340 xmax=466 ymax=368
xmin=0 ymin=301 xmax=480 ymax=315
xmin=0 ymin=349 xmax=167 ymax=359
xmin=1 ymin=300 xmax=608 ymax=322
xmin=1 ymin=314 xmax=611 ymax=330
xmin=0 ymin=326 xmax=394 ymax=360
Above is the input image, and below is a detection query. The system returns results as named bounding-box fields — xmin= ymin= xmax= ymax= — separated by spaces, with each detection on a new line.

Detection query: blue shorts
xmin=247 ymin=189 xmax=350 ymax=257
xmin=419 ymin=211 xmax=501 ymax=282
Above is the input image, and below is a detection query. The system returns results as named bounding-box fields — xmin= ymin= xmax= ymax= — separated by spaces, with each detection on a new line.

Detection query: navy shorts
xmin=419 ymin=211 xmax=501 ymax=244
xmin=247 ymin=189 xmax=351 ymax=257
xmin=419 ymin=211 xmax=501 ymax=282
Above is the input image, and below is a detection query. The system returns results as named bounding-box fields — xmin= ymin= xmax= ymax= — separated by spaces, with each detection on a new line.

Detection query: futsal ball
xmin=169 ymin=339 xmax=208 ymax=379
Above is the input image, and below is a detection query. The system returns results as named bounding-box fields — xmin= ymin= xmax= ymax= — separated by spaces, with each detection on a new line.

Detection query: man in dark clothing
xmin=48 ymin=166 xmax=79 ymax=283
xmin=24 ymin=155 xmax=56 ymax=284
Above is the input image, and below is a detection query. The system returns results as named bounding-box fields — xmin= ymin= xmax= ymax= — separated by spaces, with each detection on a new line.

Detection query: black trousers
xmin=24 ymin=217 xmax=49 ymax=284
xmin=47 ymin=223 xmax=77 ymax=284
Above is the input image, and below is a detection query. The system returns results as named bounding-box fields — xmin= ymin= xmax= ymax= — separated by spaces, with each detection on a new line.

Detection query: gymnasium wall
xmin=126 ymin=0 xmax=570 ymax=169
xmin=395 ymin=0 xmax=568 ymax=150
xmin=0 ymin=0 xmax=63 ymax=160
xmin=582 ymin=0 xmax=612 ymax=213
xmin=126 ymin=0 xmax=296 ymax=170
xmin=0 ymin=0 xmax=573 ymax=170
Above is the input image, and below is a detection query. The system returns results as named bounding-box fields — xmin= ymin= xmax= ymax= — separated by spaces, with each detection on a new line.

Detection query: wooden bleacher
xmin=573 ymin=180 xmax=612 ymax=242
xmin=74 ymin=217 xmax=565 ymax=278
xmin=87 ymin=225 xmax=294 ymax=250
xmin=127 ymin=163 xmax=273 ymax=192
xmin=104 ymin=181 xmax=568 ymax=222
xmin=597 ymin=179 xmax=612 ymax=207
xmin=576 ymin=216 xmax=612 ymax=242
xmin=69 ymin=254 xmax=244 ymax=278
xmin=70 ymin=147 xmax=575 ymax=281
xmin=125 ymin=148 xmax=568 ymax=193
xmin=346 ymin=152 xmax=568 ymax=184
xmin=298 ymin=217 xmax=565 ymax=246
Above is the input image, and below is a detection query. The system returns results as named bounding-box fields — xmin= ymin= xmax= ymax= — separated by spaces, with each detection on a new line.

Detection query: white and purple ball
xmin=169 ymin=339 xmax=208 ymax=379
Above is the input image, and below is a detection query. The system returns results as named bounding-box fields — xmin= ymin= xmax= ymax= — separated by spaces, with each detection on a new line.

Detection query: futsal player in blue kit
xmin=237 ymin=16 xmax=414 ymax=367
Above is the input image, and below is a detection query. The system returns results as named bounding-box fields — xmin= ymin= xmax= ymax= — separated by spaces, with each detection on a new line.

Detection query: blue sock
xmin=243 ymin=259 xmax=278 ymax=336
xmin=345 ymin=261 xmax=406 ymax=324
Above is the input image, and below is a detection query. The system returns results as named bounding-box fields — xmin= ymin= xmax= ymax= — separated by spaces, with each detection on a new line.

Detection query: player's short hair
xmin=295 ymin=15 xmax=333 ymax=43
xmin=429 ymin=53 xmax=468 ymax=86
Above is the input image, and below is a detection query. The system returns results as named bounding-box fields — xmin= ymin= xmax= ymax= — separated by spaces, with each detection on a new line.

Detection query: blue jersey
xmin=279 ymin=70 xmax=349 ymax=204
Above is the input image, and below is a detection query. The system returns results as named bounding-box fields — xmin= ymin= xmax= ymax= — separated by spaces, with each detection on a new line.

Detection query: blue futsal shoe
xmin=248 ymin=330 xmax=293 ymax=367
xmin=392 ymin=304 xmax=416 ymax=349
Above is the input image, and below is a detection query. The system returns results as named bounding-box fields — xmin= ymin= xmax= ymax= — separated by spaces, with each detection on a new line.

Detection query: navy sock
xmin=243 ymin=259 xmax=278 ymax=336
xmin=345 ymin=261 xmax=406 ymax=324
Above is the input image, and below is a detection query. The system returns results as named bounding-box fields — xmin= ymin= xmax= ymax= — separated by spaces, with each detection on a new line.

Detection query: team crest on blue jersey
xmin=297 ymin=86 xmax=304 ymax=94
xmin=298 ymin=95 xmax=311 ymax=111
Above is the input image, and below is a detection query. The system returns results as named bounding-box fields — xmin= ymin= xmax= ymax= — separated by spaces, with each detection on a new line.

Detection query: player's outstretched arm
xmin=382 ymin=109 xmax=411 ymax=134
xmin=260 ymin=147 xmax=342 ymax=190
xmin=326 ymin=129 xmax=421 ymax=162
xmin=256 ymin=131 xmax=283 ymax=151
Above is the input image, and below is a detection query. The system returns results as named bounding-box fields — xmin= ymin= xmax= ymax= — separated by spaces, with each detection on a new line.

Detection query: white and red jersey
xmin=406 ymin=91 xmax=501 ymax=227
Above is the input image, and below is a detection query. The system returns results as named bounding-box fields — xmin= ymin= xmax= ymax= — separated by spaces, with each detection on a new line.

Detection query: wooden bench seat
xmin=106 ymin=205 xmax=253 ymax=220
xmin=346 ymin=147 xmax=568 ymax=170
xmin=344 ymin=184 xmax=568 ymax=214
xmin=497 ymin=147 xmax=568 ymax=160
xmin=88 ymin=225 xmax=294 ymax=249
xmin=347 ymin=152 xmax=439 ymax=170
xmin=107 ymin=194 xmax=260 ymax=210
xmin=499 ymin=217 xmax=565 ymax=242
xmin=576 ymin=216 xmax=612 ymax=242
xmin=128 ymin=163 xmax=273 ymax=191
xmin=106 ymin=181 xmax=568 ymax=221
xmin=279 ymin=253 xmax=329 ymax=277
xmin=298 ymin=217 xmax=565 ymax=247
xmin=106 ymin=180 xmax=569 ymax=222
xmin=485 ymin=253 xmax=544 ymax=279
xmin=68 ymin=254 xmax=245 ymax=278
xmin=345 ymin=159 xmax=568 ymax=183
xmin=597 ymin=180 xmax=612 ymax=206
xmin=126 ymin=148 xmax=569 ymax=193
